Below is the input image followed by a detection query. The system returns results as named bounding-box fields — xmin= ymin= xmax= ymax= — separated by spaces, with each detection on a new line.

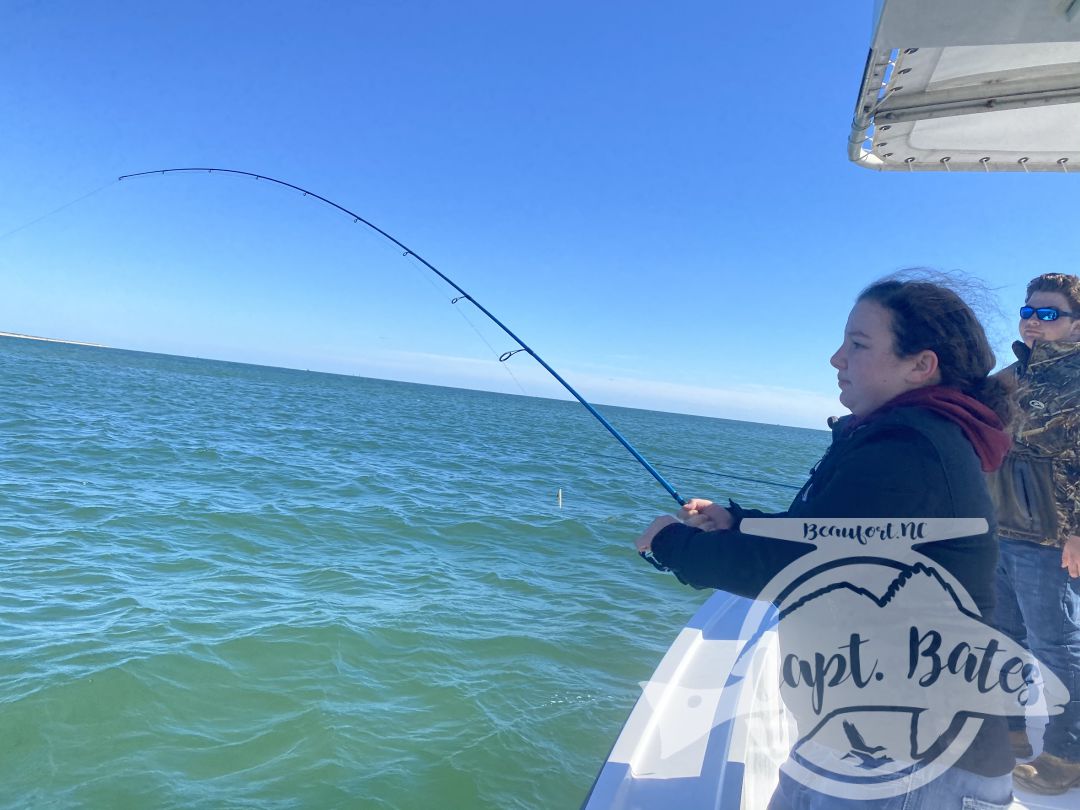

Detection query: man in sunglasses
xmin=989 ymin=272 xmax=1080 ymax=795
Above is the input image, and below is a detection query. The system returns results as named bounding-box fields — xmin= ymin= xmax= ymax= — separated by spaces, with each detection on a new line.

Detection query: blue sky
xmin=3 ymin=1 xmax=1079 ymax=429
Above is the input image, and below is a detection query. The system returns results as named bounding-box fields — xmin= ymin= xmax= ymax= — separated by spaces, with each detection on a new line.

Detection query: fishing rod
xmin=118 ymin=167 xmax=688 ymax=506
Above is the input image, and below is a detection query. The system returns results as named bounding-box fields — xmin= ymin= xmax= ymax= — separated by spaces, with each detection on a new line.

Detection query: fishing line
xmin=320 ymin=204 xmax=529 ymax=395
xmin=441 ymin=696 xmax=610 ymax=768
xmin=406 ymin=253 xmax=531 ymax=397
xmin=118 ymin=167 xmax=687 ymax=505
xmin=344 ymin=216 xmax=528 ymax=396
xmin=638 ymin=461 xmax=801 ymax=491
xmin=451 ymin=307 xmax=532 ymax=397
xmin=0 ymin=180 xmax=118 ymax=242
xmin=575 ymin=452 xmax=802 ymax=492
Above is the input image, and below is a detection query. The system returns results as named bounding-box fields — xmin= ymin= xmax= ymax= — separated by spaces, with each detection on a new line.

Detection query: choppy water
xmin=1 ymin=337 xmax=828 ymax=809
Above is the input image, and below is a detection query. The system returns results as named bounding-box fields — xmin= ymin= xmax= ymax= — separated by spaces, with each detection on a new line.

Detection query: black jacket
xmin=650 ymin=405 xmax=1011 ymax=778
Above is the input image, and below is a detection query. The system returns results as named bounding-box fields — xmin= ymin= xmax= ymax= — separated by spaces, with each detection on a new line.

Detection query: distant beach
xmin=0 ymin=331 xmax=105 ymax=348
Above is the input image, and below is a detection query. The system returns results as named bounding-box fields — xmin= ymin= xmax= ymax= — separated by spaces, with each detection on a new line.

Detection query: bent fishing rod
xmin=118 ymin=167 xmax=687 ymax=505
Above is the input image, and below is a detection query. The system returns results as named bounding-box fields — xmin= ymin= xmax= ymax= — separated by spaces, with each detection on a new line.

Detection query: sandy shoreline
xmin=0 ymin=331 xmax=106 ymax=348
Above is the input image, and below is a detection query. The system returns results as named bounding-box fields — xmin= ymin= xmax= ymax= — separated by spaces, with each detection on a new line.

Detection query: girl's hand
xmin=679 ymin=498 xmax=734 ymax=531
xmin=635 ymin=515 xmax=678 ymax=554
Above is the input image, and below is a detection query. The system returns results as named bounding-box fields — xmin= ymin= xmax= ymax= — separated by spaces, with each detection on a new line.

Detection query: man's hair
xmin=1026 ymin=273 xmax=1080 ymax=312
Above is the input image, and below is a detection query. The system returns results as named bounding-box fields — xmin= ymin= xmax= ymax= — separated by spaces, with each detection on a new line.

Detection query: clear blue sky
xmin=2 ymin=1 xmax=1078 ymax=429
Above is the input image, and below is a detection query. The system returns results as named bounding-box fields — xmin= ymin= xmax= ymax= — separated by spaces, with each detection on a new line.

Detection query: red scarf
xmin=846 ymin=386 xmax=1010 ymax=472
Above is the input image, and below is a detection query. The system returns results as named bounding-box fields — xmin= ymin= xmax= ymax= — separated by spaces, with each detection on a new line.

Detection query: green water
xmin=0 ymin=337 xmax=828 ymax=809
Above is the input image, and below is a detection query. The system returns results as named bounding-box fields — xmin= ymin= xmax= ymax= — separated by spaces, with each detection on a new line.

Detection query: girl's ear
xmin=907 ymin=349 xmax=940 ymax=385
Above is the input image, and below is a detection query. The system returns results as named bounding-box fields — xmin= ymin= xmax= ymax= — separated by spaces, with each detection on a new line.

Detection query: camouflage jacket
xmin=987 ymin=339 xmax=1080 ymax=547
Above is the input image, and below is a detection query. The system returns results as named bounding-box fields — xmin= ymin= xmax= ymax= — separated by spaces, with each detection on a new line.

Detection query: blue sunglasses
xmin=1020 ymin=306 xmax=1075 ymax=321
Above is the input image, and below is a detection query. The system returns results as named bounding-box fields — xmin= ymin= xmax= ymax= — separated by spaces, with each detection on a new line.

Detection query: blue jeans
xmin=766 ymin=769 xmax=1012 ymax=810
xmin=994 ymin=537 xmax=1080 ymax=761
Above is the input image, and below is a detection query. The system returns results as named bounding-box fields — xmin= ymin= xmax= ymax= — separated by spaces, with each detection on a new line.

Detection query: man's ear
xmin=1068 ymin=318 xmax=1080 ymax=341
xmin=907 ymin=349 xmax=940 ymax=385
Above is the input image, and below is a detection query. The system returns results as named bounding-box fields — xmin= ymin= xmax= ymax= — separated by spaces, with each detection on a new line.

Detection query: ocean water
xmin=1 ymin=337 xmax=828 ymax=809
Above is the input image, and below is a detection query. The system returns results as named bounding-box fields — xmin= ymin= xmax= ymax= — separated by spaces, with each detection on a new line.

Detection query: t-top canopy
xmin=850 ymin=0 xmax=1080 ymax=171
